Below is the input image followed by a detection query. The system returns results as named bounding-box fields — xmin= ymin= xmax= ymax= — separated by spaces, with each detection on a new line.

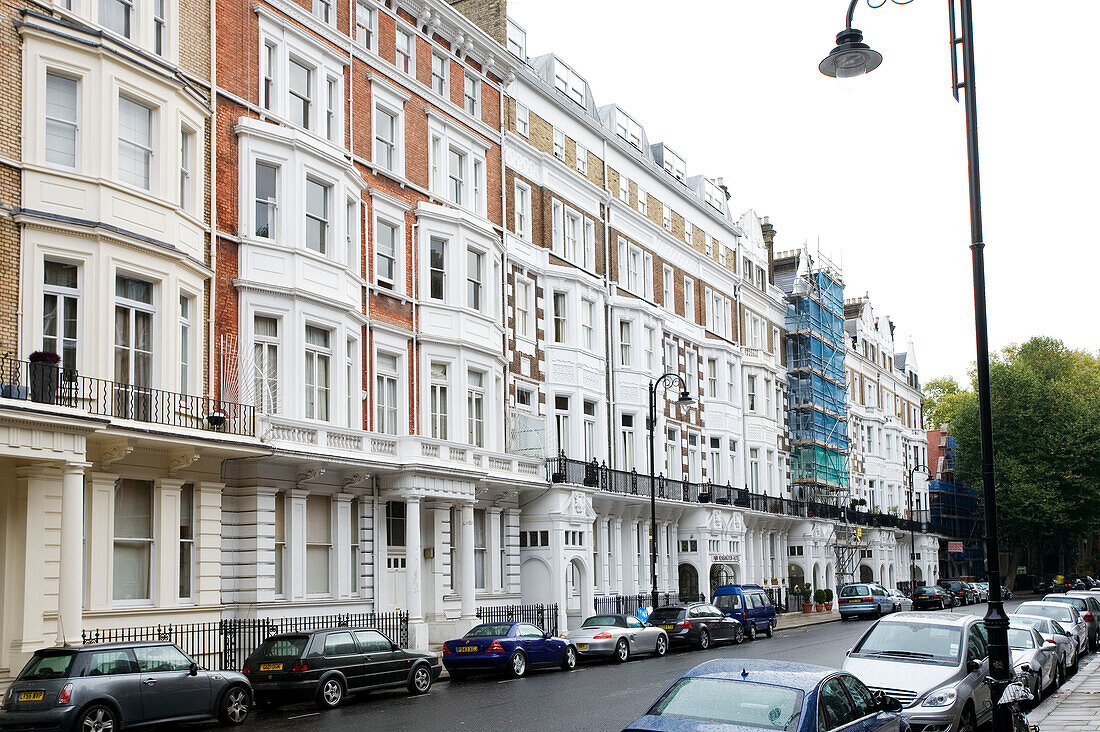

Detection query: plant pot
xmin=814 ymin=604 xmax=824 ymax=613
xmin=802 ymin=602 xmax=813 ymax=614
xmin=29 ymin=362 xmax=59 ymax=404
xmin=824 ymin=602 xmax=833 ymax=611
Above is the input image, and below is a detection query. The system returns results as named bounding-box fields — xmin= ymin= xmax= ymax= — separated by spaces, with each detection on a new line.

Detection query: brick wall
xmin=0 ymin=0 xmax=26 ymax=356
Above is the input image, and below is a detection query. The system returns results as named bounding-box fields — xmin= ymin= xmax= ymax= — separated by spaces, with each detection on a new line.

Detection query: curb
xmin=1028 ymin=654 xmax=1099 ymax=725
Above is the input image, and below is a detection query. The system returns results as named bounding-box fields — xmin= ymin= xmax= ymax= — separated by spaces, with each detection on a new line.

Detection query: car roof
xmin=876 ymin=611 xmax=977 ymax=627
xmin=1021 ymin=600 xmax=1078 ymax=611
xmin=713 ymin=584 xmax=764 ymax=592
xmin=585 ymin=614 xmax=629 ymax=622
xmin=684 ymin=659 xmax=836 ymax=692
xmin=265 ymin=627 xmax=385 ymax=638
xmin=60 ymin=641 xmax=179 ymax=652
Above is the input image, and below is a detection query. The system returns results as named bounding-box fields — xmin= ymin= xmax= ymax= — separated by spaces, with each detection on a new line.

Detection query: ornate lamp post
xmin=907 ymin=462 xmax=929 ymax=593
xmin=819 ymin=1 xmax=1009 ymax=727
xmin=647 ymin=373 xmax=695 ymax=611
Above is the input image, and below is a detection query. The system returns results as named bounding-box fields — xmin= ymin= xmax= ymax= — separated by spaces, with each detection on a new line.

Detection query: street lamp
xmin=820 ymin=1 xmax=1010 ymax=728
xmin=907 ymin=462 xmax=929 ymax=594
xmin=648 ymin=373 xmax=695 ymax=611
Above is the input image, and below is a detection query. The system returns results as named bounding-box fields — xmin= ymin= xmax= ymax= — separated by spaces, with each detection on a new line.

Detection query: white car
xmin=887 ymin=589 xmax=913 ymax=613
xmin=1008 ymin=623 xmax=1061 ymax=698
xmin=1016 ymin=601 xmax=1089 ymax=659
xmin=1011 ymin=613 xmax=1079 ymax=677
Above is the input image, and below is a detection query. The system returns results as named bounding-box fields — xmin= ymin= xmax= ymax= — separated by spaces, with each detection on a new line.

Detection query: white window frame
xmin=305 ymin=176 xmax=331 ymax=255
xmin=312 ymin=0 xmax=332 ymax=24
xmin=42 ymin=259 xmax=81 ymax=375
xmin=253 ymin=160 xmax=278 ymax=240
xmin=370 ymin=79 xmax=407 ymax=177
xmin=395 ymin=26 xmax=414 ymax=75
xmin=374 ymin=350 xmax=401 ymax=435
xmin=683 ymin=277 xmax=694 ymax=321
xmin=304 ymin=324 xmax=332 ymax=421
xmin=431 ymin=53 xmax=448 ymax=97
xmin=117 ymin=94 xmax=155 ymax=191
xmin=371 ymin=192 xmax=408 ymax=294
xmin=374 ymin=217 xmax=399 ymax=290
xmin=355 ymin=0 xmax=376 ymax=50
xmin=515 ymin=102 xmax=529 ymax=137
xmin=429 ymin=361 xmax=450 ymax=440
xmin=287 ymin=56 xmax=314 ymax=130
xmin=617 ymin=174 xmax=628 ymax=203
xmin=662 ymin=265 xmax=673 ymax=310
xmin=466 ymin=246 xmax=484 ymax=312
xmin=513 ymin=180 xmax=531 ymax=240
xmin=178 ymin=293 xmax=193 ymax=395
xmin=663 ymin=206 xmax=672 ymax=232
xmin=552 ymin=58 xmax=587 ymax=106
xmin=467 ymin=369 xmax=485 ymax=447
xmin=552 ymin=291 xmax=567 ymax=344
xmin=575 ymin=142 xmax=587 ymax=175
xmin=553 ymin=128 xmax=565 ymax=159
xmin=253 ymin=314 xmax=280 ymax=414
xmin=580 ymin=298 xmax=594 ymax=351
xmin=515 ymin=278 xmax=533 ymax=339
xmin=305 ymin=495 xmax=332 ymax=596
xmin=45 ymin=71 xmax=79 ymax=170
xmin=619 ymin=319 xmax=632 ymax=367
xmin=463 ymin=74 xmax=480 ymax=117
xmin=636 ymin=186 xmax=647 ymax=215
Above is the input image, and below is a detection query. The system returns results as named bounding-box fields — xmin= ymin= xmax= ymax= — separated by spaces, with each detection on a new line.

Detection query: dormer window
xmin=615 ymin=110 xmax=642 ymax=149
xmin=663 ymin=148 xmax=686 ymax=182
xmin=506 ymin=19 xmax=526 ymax=60
xmin=553 ymin=59 xmax=586 ymax=107
xmin=704 ymin=178 xmax=724 ymax=211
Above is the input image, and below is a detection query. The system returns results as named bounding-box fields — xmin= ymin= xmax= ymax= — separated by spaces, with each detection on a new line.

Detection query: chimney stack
xmin=760 ymin=216 xmax=776 ymax=285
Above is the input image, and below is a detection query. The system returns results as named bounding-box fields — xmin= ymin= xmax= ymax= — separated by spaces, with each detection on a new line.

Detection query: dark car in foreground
xmin=911 ymin=585 xmax=953 ymax=610
xmin=242 ymin=627 xmax=439 ymax=709
xmin=0 ymin=642 xmax=250 ymax=732
xmin=623 ymin=658 xmax=906 ymax=732
xmin=442 ymin=622 xmax=576 ymax=679
xmin=647 ymin=603 xmax=744 ymax=649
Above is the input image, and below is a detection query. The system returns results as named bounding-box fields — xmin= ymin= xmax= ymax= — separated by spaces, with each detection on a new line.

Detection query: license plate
xmin=577 ymin=643 xmax=588 ymax=650
xmin=457 ymin=645 xmax=479 ymax=653
xmin=660 ymin=624 xmax=674 ymax=630
xmin=259 ymin=663 xmax=283 ymax=671
xmin=18 ymin=692 xmax=44 ymax=702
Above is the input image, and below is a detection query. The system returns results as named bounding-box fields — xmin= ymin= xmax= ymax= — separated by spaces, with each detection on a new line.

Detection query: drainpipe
xmin=207 ymin=0 xmax=217 ymax=402
xmin=600 ymin=138 xmax=614 ymax=465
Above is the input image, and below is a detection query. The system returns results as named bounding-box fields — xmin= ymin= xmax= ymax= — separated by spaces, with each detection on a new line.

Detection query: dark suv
xmin=242 ymin=627 xmax=440 ymax=709
xmin=0 ymin=641 xmax=251 ymax=731
xmin=938 ymin=579 xmax=976 ymax=605
xmin=646 ymin=603 xmax=743 ymax=649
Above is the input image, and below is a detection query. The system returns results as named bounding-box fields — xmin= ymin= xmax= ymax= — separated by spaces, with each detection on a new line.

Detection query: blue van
xmin=711 ymin=584 xmax=778 ymax=639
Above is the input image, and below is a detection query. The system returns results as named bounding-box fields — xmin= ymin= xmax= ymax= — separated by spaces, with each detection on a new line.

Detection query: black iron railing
xmin=82 ymin=611 xmax=409 ymax=671
xmin=1 ymin=357 xmax=255 ymax=437
xmin=475 ymin=603 xmax=559 ymax=636
xmin=593 ymin=592 xmax=704 ymax=616
xmin=548 ymin=455 xmax=929 ymax=534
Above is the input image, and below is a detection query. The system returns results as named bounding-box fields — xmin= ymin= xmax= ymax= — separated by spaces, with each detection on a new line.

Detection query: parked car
xmin=838 ymin=583 xmax=896 ymax=619
xmin=1001 ymin=585 xmax=1014 ymax=600
xmin=1016 ymin=601 xmax=1090 ymax=659
xmin=0 ymin=642 xmax=251 ymax=731
xmin=622 ymin=658 xmax=907 ymax=732
xmin=1011 ymin=613 xmax=1078 ymax=677
xmin=647 ymin=603 xmax=744 ymax=650
xmin=1007 ymin=623 xmax=1061 ymax=699
xmin=911 ymin=585 xmax=953 ymax=610
xmin=441 ymin=622 xmax=575 ymax=680
xmin=842 ymin=612 xmax=993 ymax=731
xmin=711 ymin=583 xmax=777 ymax=639
xmin=242 ymin=627 xmax=439 ymax=709
xmin=565 ymin=614 xmax=670 ymax=662
xmin=971 ymin=582 xmax=989 ymax=602
xmin=937 ymin=579 xmax=975 ymax=606
xmin=886 ymin=589 xmax=913 ymax=613
xmin=1048 ymin=592 xmax=1100 ymax=651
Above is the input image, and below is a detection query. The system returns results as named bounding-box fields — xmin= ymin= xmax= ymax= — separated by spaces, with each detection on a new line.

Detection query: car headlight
xmin=920 ymin=686 xmax=958 ymax=708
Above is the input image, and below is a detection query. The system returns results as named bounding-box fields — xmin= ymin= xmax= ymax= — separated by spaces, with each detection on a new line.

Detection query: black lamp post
xmin=648 ymin=373 xmax=695 ymax=611
xmin=820 ymin=1 xmax=1010 ymax=727
xmin=907 ymin=462 xmax=929 ymax=593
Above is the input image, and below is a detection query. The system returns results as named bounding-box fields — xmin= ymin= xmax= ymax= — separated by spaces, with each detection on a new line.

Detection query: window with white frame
xmin=305 ymin=178 xmax=330 ymax=254
xmin=429 ymin=362 xmax=449 ymax=439
xmin=288 ymin=58 xmax=312 ymax=129
xmin=662 ymin=265 xmax=673 ymax=310
xmin=749 ymin=448 xmax=760 ymax=492
xmin=553 ymin=58 xmax=586 ymax=106
xmin=642 ymin=252 xmax=653 ymax=300
xmin=43 ymin=260 xmax=79 ymax=375
xmin=346 ymin=338 xmax=358 ymax=427
xmin=617 ymin=174 xmax=628 ymax=202
xmin=349 ymin=498 xmax=360 ymax=591
xmin=726 ymin=363 xmax=737 ymax=403
xmin=615 ymin=110 xmax=642 ymax=149
xmin=325 ymin=77 xmax=338 ymax=141
xmin=312 ymin=0 xmax=332 ymax=24
xmin=728 ymin=439 xmax=738 ymax=484
xmin=553 ymin=395 xmax=570 ymax=455
xmin=447 ymin=147 xmax=465 ymax=205
xmin=474 ymin=508 xmax=487 ymax=589
xmin=619 ymin=414 xmax=635 ymax=471
xmin=179 ymin=294 xmax=192 ymax=394
xmin=683 ymin=277 xmax=694 ymax=321
xmin=395 ymin=27 xmax=414 ymax=74
xmin=178 ymin=483 xmax=194 ymax=599
xmin=374 ymin=218 xmax=397 ymax=289
xmin=663 ymin=148 xmax=686 ymax=181
xmin=575 ymin=143 xmax=587 ymax=174
xmin=664 ymin=340 xmax=676 ymax=371
xmin=254 ymin=162 xmax=277 ymax=238
xmin=506 ymin=18 xmax=526 ymax=59
xmin=355 ymin=1 xmax=375 ymax=49
xmin=515 ymin=278 xmax=532 ymax=338
xmin=304 ymin=325 xmax=331 ymax=421
xmin=685 ymin=349 xmax=697 ymax=394
xmin=704 ymin=178 xmax=724 ymax=211
xmin=665 ymin=427 xmax=680 ymax=479
xmin=45 ymin=72 xmax=79 ymax=169
xmin=466 ymin=248 xmax=483 ymax=311
xmin=463 ymin=75 xmax=479 ymax=116
xmin=563 ymin=208 xmax=580 ymax=261
xmin=764 ymin=377 xmax=773 ymax=418
xmin=373 ymin=107 xmax=399 ymax=172
xmin=262 ymin=42 xmax=276 ymax=110
xmin=515 ymin=102 xmax=529 ymax=136
xmin=179 ymin=127 xmax=194 ymax=212
xmin=636 ymin=186 xmax=647 ymax=215
xmin=114 ymin=275 xmax=154 ymax=394
xmin=113 ymin=478 xmax=153 ymax=602
xmin=273 ymin=492 xmax=286 ymax=595
xmin=428 ymin=237 xmax=446 ymax=300
xmin=306 ymin=495 xmax=331 ymax=595
xmin=100 ymin=0 xmax=132 ymax=38
xmin=467 ymin=370 xmax=485 ymax=447
xmin=253 ymin=315 xmax=279 ymax=413
xmin=553 ymin=128 xmax=565 ymax=159
xmin=375 ymin=351 xmax=399 ymax=434
xmin=663 ymin=206 xmax=672 ymax=232
xmin=118 ymin=96 xmax=153 ymax=190
xmin=513 ymin=181 xmax=530 ymax=240
xmin=582 ymin=219 xmax=595 ymax=271
xmin=515 ymin=385 xmax=533 ymax=412
xmin=619 ymin=320 xmax=632 ymax=366
xmin=747 ymin=374 xmax=757 ymax=412
xmin=552 ymin=291 xmax=566 ymax=343
xmin=708 ymin=437 xmax=722 ymax=482
xmin=431 ymin=53 xmax=447 ymax=97
xmin=581 ymin=298 xmax=594 ymax=350
xmin=706 ymin=358 xmax=718 ymax=398
xmin=644 ymin=326 xmax=654 ymax=372
xmin=582 ymin=400 xmax=597 ymax=462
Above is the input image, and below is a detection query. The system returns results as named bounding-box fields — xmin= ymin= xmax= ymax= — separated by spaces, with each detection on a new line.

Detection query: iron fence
xmin=82 ymin=611 xmax=409 ymax=671
xmin=593 ymin=592 xmax=705 ymax=616
xmin=475 ymin=603 xmax=559 ymax=636
xmin=1 ymin=356 xmax=255 ymax=437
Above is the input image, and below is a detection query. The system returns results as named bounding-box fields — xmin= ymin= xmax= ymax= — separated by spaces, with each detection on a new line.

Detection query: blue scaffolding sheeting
xmin=789 ymin=409 xmax=850 ymax=451
xmin=789 ymin=372 xmax=847 ymax=416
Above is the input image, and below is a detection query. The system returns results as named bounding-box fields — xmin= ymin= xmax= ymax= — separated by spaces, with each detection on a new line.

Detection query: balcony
xmin=0 ymin=357 xmax=255 ymax=437
xmin=546 ymin=454 xmax=929 ymax=533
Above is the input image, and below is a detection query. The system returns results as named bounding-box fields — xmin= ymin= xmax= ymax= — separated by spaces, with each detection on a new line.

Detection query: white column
xmin=58 ymin=462 xmax=89 ymax=644
xmin=405 ymin=498 xmax=422 ymax=621
xmin=154 ymin=478 xmax=185 ymax=609
xmin=656 ymin=522 xmax=668 ymax=594
xmin=743 ymin=529 xmax=754 ymax=585
xmin=597 ymin=518 xmax=610 ymax=594
xmin=287 ymin=489 xmax=308 ymax=601
xmin=334 ymin=493 xmax=354 ymax=598
xmin=610 ymin=518 xmax=623 ymax=594
xmin=668 ymin=523 xmax=679 ymax=593
xmin=460 ymin=503 xmax=476 ymax=623
xmin=488 ymin=508 xmax=503 ymax=593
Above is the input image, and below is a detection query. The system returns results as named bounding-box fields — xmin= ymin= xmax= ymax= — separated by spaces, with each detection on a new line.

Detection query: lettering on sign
xmin=711 ymin=554 xmax=739 ymax=563
xmin=948 ymin=541 xmax=964 ymax=553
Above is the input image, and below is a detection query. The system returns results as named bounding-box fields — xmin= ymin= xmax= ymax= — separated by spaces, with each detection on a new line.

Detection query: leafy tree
xmin=922 ymin=376 xmax=968 ymax=429
xmin=950 ymin=337 xmax=1100 ymax=581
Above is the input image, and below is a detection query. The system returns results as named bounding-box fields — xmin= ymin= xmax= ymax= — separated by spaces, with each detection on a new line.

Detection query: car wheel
xmin=613 ymin=639 xmax=630 ymax=663
xmin=698 ymin=630 xmax=711 ymax=650
xmin=561 ymin=645 xmax=577 ymax=671
xmin=654 ymin=634 xmax=668 ymax=656
xmin=956 ymin=704 xmax=978 ymax=732
xmin=77 ymin=704 xmax=117 ymax=732
xmin=1071 ymin=652 xmax=1080 ymax=675
xmin=218 ymin=685 xmax=251 ymax=726
xmin=733 ymin=624 xmax=745 ymax=644
xmin=509 ymin=650 xmax=527 ymax=678
xmin=747 ymin=623 xmax=757 ymax=640
xmin=1056 ymin=662 xmax=1065 ymax=689
xmin=408 ymin=663 xmax=433 ymax=695
xmin=315 ymin=676 xmax=345 ymax=709
xmin=764 ymin=621 xmax=774 ymax=638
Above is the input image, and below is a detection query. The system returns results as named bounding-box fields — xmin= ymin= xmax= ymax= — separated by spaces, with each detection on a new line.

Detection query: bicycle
xmin=985 ymin=670 xmax=1039 ymax=732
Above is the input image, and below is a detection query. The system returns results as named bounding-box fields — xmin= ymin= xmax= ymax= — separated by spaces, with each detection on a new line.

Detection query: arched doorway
xmin=824 ymin=562 xmax=834 ymax=593
xmin=710 ymin=563 xmax=736 ymax=595
xmin=913 ymin=566 xmax=923 ymax=583
xmin=888 ymin=564 xmax=896 ymax=588
xmin=879 ymin=563 xmax=886 ymax=585
xmin=859 ymin=564 xmax=874 ymax=583
xmin=566 ymin=558 xmax=585 ymax=614
xmin=679 ymin=563 xmax=699 ymax=599
xmin=788 ymin=562 xmax=806 ymax=589
xmin=812 ymin=562 xmax=822 ymax=590
xmin=521 ymin=557 xmax=552 ymax=604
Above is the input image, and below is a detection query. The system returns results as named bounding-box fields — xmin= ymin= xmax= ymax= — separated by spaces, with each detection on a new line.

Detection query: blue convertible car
xmin=442 ymin=622 xmax=577 ymax=680
xmin=623 ymin=659 xmax=908 ymax=731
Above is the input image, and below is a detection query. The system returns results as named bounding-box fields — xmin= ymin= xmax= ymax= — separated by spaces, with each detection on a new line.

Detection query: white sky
xmin=506 ymin=0 xmax=1100 ymax=384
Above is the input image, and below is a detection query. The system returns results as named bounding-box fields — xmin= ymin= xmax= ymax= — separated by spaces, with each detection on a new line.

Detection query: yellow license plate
xmin=259 ymin=663 xmax=283 ymax=671
xmin=577 ymin=643 xmax=588 ymax=650
xmin=457 ymin=645 xmax=479 ymax=652
xmin=660 ymin=624 xmax=674 ymax=630
xmin=18 ymin=692 xmax=44 ymax=702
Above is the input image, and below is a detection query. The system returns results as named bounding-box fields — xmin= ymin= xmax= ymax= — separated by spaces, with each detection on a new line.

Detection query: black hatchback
xmin=646 ymin=603 xmax=744 ymax=650
xmin=242 ymin=627 xmax=440 ymax=709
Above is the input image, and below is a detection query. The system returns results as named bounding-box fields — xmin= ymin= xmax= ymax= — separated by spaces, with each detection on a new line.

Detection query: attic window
xmin=553 ymin=59 xmax=586 ymax=107
xmin=663 ymin=148 xmax=686 ymax=182
xmin=703 ymin=178 xmax=724 ymax=211
xmin=506 ymin=19 xmax=526 ymax=60
xmin=615 ymin=110 xmax=642 ymax=149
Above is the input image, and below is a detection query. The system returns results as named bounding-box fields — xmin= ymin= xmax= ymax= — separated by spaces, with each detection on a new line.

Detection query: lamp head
xmin=676 ymin=390 xmax=695 ymax=408
xmin=819 ymin=27 xmax=882 ymax=79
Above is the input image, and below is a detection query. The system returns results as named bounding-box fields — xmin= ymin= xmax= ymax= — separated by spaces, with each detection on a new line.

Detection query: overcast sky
xmin=506 ymin=0 xmax=1100 ymax=384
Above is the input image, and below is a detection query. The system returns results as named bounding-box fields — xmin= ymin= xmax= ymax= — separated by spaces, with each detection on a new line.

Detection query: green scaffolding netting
xmin=791 ymin=445 xmax=849 ymax=486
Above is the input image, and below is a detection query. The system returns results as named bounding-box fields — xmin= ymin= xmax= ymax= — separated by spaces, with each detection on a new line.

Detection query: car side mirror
xmin=391 ymin=643 xmax=400 ymax=651
xmin=544 ymin=632 xmax=553 ymax=639
xmin=873 ymin=691 xmax=903 ymax=713
xmin=189 ymin=662 xmax=199 ymax=677
xmin=967 ymin=658 xmax=982 ymax=672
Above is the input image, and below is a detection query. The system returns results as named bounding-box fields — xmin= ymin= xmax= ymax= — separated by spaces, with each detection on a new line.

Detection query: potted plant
xmin=800 ymin=586 xmax=813 ymax=614
xmin=28 ymin=351 xmax=60 ymax=404
xmin=813 ymin=589 xmax=826 ymax=612
xmin=823 ymin=588 xmax=834 ymax=611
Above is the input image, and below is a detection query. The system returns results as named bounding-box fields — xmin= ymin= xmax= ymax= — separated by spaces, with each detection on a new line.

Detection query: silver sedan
xmin=887 ymin=588 xmax=913 ymax=612
xmin=1012 ymin=613 xmax=1079 ymax=677
xmin=565 ymin=614 xmax=668 ymax=662
xmin=1008 ymin=624 xmax=1060 ymax=698
xmin=1017 ymin=601 xmax=1090 ymax=659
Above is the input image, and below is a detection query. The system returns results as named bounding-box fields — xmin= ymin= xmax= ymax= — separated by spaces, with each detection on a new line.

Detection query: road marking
xmin=497 ymin=679 xmax=519 ymax=684
xmin=287 ymin=713 xmax=321 ymax=720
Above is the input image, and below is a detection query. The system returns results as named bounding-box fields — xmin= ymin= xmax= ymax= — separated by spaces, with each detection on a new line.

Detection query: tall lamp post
xmin=648 ymin=373 xmax=695 ymax=611
xmin=907 ymin=462 xmax=929 ymax=593
xmin=819 ymin=1 xmax=1009 ymax=728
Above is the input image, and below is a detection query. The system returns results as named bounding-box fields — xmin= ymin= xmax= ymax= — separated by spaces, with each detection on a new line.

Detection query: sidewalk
xmin=1029 ymin=652 xmax=1100 ymax=730
xmin=777 ymin=608 xmax=840 ymax=630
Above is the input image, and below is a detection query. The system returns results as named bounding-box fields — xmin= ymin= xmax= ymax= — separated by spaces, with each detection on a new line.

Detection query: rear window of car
xmin=465 ymin=624 xmax=512 ymax=637
xmin=18 ymin=651 xmax=76 ymax=680
xmin=648 ymin=677 xmax=803 ymax=729
xmin=1019 ymin=604 xmax=1075 ymax=623
xmin=649 ymin=608 xmax=685 ymax=623
xmin=713 ymin=593 xmax=744 ymax=610
xmin=257 ymin=636 xmax=309 ymax=660
xmin=1008 ymin=628 xmax=1037 ymax=649
xmin=1048 ymin=596 xmax=1088 ymax=611
xmin=915 ymin=587 xmax=934 ymax=596
xmin=582 ymin=616 xmax=623 ymax=628
xmin=840 ymin=585 xmax=870 ymax=597
xmin=852 ymin=621 xmax=964 ymax=664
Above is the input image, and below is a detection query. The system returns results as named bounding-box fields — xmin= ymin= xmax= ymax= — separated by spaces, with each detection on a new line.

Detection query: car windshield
xmin=465 ymin=624 xmax=512 ymax=637
xmin=853 ymin=621 xmax=964 ymax=663
xmin=648 ymin=677 xmax=803 ymax=730
xmin=1008 ymin=628 xmax=1036 ymax=649
xmin=581 ymin=616 xmax=621 ymax=628
xmin=648 ymin=608 xmax=685 ymax=623
xmin=840 ymin=586 xmax=870 ymax=597
xmin=18 ymin=651 xmax=76 ymax=680
xmin=256 ymin=636 xmax=308 ymax=659
xmin=1019 ymin=604 xmax=1075 ymax=624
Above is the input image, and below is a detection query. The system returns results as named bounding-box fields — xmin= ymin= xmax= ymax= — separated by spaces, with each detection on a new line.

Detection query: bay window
xmin=429 ymin=237 xmax=446 ymax=300
xmin=253 ymin=315 xmax=279 ymax=413
xmin=467 ymin=370 xmax=484 ymax=447
xmin=43 ymin=260 xmax=79 ymax=374
xmin=179 ymin=483 xmax=194 ymax=600
xmin=304 ymin=325 xmax=331 ymax=421
xmin=288 ymin=59 xmax=312 ymax=129
xmin=306 ymin=495 xmax=331 ymax=595
xmin=45 ymin=72 xmax=79 ymax=169
xmin=118 ymin=96 xmax=153 ymax=190
xmin=375 ymin=352 xmax=399 ymax=434
xmin=430 ymin=362 xmax=449 ymax=439
xmin=305 ymin=178 xmax=329 ymax=253
xmin=179 ymin=294 xmax=192 ymax=394
xmin=375 ymin=219 xmax=397 ymax=288
xmin=583 ymin=400 xmax=596 ymax=462
xmin=466 ymin=248 xmax=482 ymax=311
xmin=113 ymin=478 xmax=153 ymax=602
xmin=114 ymin=275 xmax=154 ymax=418
xmin=254 ymin=162 xmax=277 ymax=238
xmin=552 ymin=292 xmax=566 ymax=343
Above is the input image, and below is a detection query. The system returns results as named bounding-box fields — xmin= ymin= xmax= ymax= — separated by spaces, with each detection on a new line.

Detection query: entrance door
xmin=387 ymin=553 xmax=406 ymax=609
xmin=678 ymin=564 xmax=699 ymax=600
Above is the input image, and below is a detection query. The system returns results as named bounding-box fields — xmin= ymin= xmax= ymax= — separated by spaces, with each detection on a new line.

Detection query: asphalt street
xmin=182 ymin=598 xmax=1026 ymax=732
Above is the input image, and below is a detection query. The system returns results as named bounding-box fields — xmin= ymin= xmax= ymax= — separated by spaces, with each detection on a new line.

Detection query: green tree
xmin=951 ymin=337 xmax=1100 ymax=583
xmin=923 ymin=376 xmax=968 ymax=429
